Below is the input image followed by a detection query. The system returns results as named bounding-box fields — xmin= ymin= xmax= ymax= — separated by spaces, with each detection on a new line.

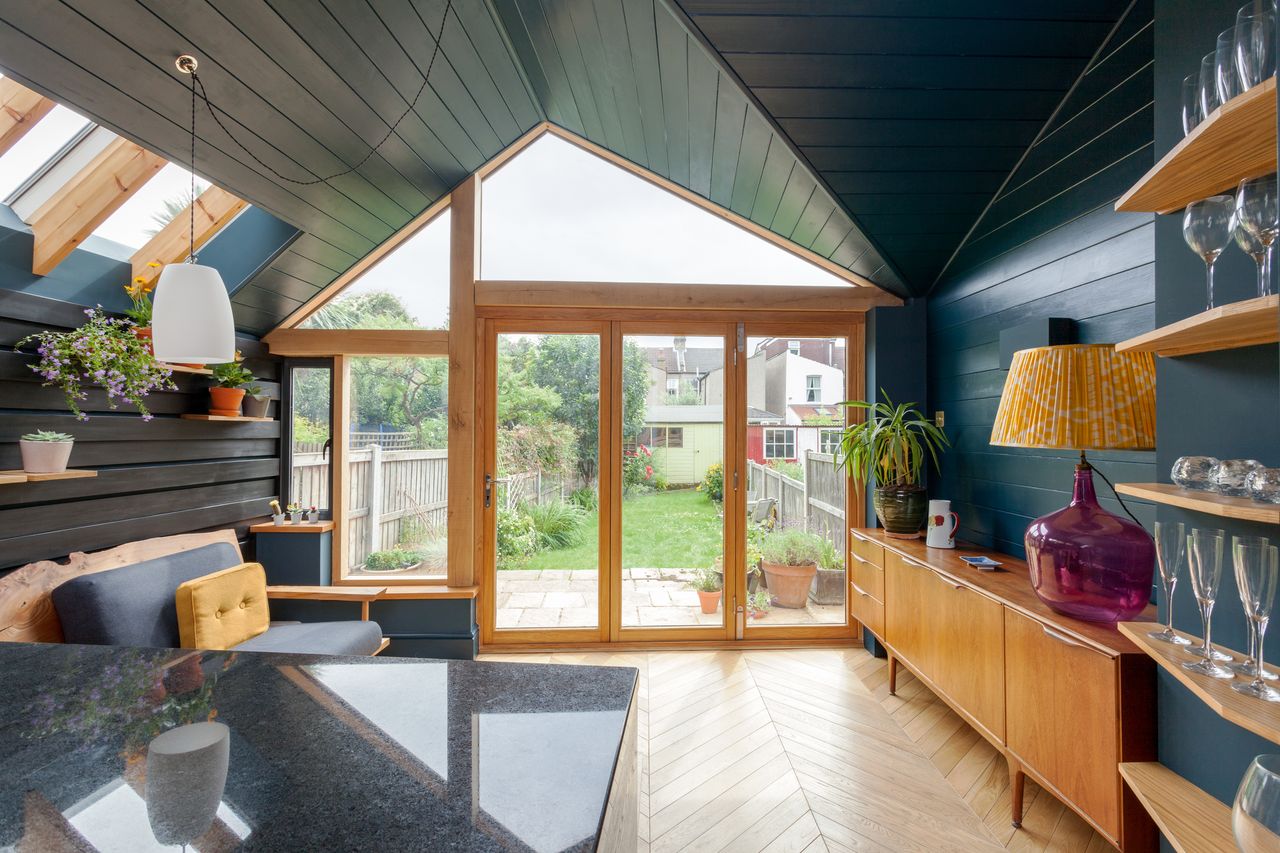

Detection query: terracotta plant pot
xmin=696 ymin=589 xmax=722 ymax=614
xmin=209 ymin=387 xmax=245 ymax=417
xmin=242 ymin=394 xmax=270 ymax=419
xmin=761 ymin=560 xmax=818 ymax=608
xmin=132 ymin=326 xmax=153 ymax=355
xmin=809 ymin=566 xmax=845 ymax=605
xmin=873 ymin=484 xmax=929 ymax=539
xmin=19 ymin=439 xmax=73 ymax=474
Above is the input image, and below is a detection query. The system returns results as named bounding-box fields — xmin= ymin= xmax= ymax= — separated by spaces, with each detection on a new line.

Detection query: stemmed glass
xmin=1232 ymin=209 xmax=1273 ymax=298
xmin=1185 ymin=527 xmax=1234 ymax=678
xmin=1217 ymin=27 xmax=1243 ymax=104
xmin=1183 ymin=196 xmax=1235 ymax=310
xmin=1181 ymin=73 xmax=1202 ymax=135
xmin=1232 ymin=537 xmax=1280 ymax=700
xmin=1199 ymin=52 xmax=1222 ymax=119
xmin=1149 ymin=521 xmax=1192 ymax=645
xmin=1236 ymin=1 xmax=1278 ymax=90
xmin=1237 ymin=174 xmax=1279 ymax=298
xmin=1235 ymin=755 xmax=1280 ymax=849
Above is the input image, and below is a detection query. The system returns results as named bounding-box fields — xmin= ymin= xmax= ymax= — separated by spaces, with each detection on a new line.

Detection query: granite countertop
xmin=0 ymin=643 xmax=637 ymax=852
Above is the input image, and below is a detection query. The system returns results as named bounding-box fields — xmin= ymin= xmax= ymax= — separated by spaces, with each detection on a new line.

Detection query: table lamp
xmin=990 ymin=344 xmax=1156 ymax=622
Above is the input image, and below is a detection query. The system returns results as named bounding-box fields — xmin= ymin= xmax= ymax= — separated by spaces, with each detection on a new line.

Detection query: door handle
xmin=1041 ymin=625 xmax=1085 ymax=649
xmin=321 ymin=437 xmax=331 ymax=461
xmin=484 ymin=473 xmax=493 ymax=509
xmin=929 ymin=568 xmax=964 ymax=590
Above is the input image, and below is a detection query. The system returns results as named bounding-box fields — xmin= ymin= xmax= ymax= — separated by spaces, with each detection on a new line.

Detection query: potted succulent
xmin=209 ymin=361 xmax=254 ymax=417
xmin=759 ymin=528 xmax=826 ymax=609
xmin=19 ymin=430 xmax=75 ymax=474
xmin=836 ymin=393 xmax=949 ymax=539
xmin=269 ymin=499 xmax=285 ymax=526
xmin=691 ymin=567 xmax=723 ymax=614
xmin=286 ymin=501 xmax=303 ymax=523
xmin=306 ymin=505 xmax=318 ymax=523
xmin=242 ymin=382 xmax=270 ymax=419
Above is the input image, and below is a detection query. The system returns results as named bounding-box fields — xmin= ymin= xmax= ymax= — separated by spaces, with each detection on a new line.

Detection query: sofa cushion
xmin=232 ymin=620 xmax=384 ymax=656
xmin=175 ymin=563 xmax=271 ymax=650
xmin=52 ymin=543 xmax=242 ymax=647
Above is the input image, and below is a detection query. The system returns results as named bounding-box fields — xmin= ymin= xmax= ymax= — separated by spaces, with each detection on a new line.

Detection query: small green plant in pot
xmin=759 ymin=528 xmax=826 ymax=609
xmin=241 ymin=383 xmax=270 ymax=419
xmin=19 ymin=430 xmax=75 ymax=474
xmin=836 ymin=393 xmax=948 ymax=539
xmin=209 ymin=361 xmax=254 ymax=417
xmin=690 ymin=566 xmax=723 ymax=615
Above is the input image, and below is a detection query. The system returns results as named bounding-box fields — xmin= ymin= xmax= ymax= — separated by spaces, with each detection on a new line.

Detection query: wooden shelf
xmin=159 ymin=363 xmax=213 ymax=375
xmin=179 ymin=414 xmax=273 ymax=422
xmin=0 ymin=469 xmax=97 ymax=484
xmin=1117 ymin=76 xmax=1276 ymax=213
xmin=250 ymin=520 xmax=334 ymax=534
xmin=1115 ymin=294 xmax=1279 ymax=357
xmin=1115 ymin=483 xmax=1280 ymax=524
xmin=1119 ymin=762 xmax=1234 ymax=853
xmin=1118 ymin=622 xmax=1280 ymax=746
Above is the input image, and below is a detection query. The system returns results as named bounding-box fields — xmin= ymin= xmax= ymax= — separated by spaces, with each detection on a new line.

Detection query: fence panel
xmin=748 ymin=455 xmax=846 ymax=551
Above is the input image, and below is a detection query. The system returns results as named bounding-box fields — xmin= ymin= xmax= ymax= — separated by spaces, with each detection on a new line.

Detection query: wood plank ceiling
xmin=0 ymin=0 xmax=1128 ymax=332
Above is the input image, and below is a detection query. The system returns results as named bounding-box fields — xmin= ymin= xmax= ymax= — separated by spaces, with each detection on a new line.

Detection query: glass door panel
xmin=288 ymin=364 xmax=332 ymax=517
xmin=620 ymin=334 xmax=726 ymax=629
xmin=744 ymin=336 xmax=848 ymax=628
xmin=494 ymin=333 xmax=602 ymax=631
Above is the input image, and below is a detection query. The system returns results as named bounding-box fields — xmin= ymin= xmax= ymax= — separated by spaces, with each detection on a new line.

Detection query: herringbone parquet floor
xmin=480 ymin=646 xmax=1115 ymax=853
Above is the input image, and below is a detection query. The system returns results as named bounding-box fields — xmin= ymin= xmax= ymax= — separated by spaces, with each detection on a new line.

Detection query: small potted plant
xmin=691 ymin=567 xmax=723 ymax=614
xmin=286 ymin=501 xmax=303 ymax=523
xmin=269 ymin=499 xmax=285 ymax=526
xmin=123 ymin=269 xmax=157 ymax=354
xmin=306 ymin=505 xmax=318 ymax=523
xmin=209 ymin=361 xmax=254 ymax=417
xmin=836 ymin=392 xmax=949 ymax=539
xmin=748 ymin=588 xmax=771 ymax=619
xmin=810 ymin=537 xmax=846 ymax=605
xmin=19 ymin=430 xmax=75 ymax=474
xmin=759 ymin=528 xmax=825 ymax=609
xmin=241 ymin=382 xmax=270 ymax=419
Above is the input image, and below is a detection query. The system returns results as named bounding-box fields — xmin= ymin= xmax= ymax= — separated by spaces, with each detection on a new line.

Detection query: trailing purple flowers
xmin=15 ymin=307 xmax=175 ymax=421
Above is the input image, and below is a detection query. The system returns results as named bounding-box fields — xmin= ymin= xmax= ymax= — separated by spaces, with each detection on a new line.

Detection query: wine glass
xmin=1237 ymin=1 xmax=1278 ymax=90
xmin=1218 ymin=27 xmax=1243 ymax=104
xmin=1149 ymin=521 xmax=1192 ymax=645
xmin=1233 ymin=209 xmax=1273 ymax=298
xmin=1233 ymin=538 xmax=1280 ymax=700
xmin=1237 ymin=175 xmax=1279 ymax=297
xmin=1199 ymin=52 xmax=1222 ymax=119
xmin=1235 ymin=755 xmax=1280 ymax=849
xmin=1183 ymin=195 xmax=1235 ymax=310
xmin=1185 ymin=527 xmax=1234 ymax=678
xmin=1181 ymin=73 xmax=1202 ymax=135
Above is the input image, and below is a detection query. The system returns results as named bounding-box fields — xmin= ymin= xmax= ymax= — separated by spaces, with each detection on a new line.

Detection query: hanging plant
xmin=16 ymin=307 xmax=176 ymax=421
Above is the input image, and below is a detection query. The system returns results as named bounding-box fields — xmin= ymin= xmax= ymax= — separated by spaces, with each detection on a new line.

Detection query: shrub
xmin=760 ymin=528 xmax=825 ymax=566
xmin=623 ymin=448 xmax=656 ymax=497
xmin=767 ymin=459 xmax=804 ymax=482
xmin=364 ymin=549 xmax=422 ymax=572
xmin=568 ymin=487 xmax=597 ymax=511
xmin=523 ymin=500 xmax=587 ymax=550
xmin=496 ymin=506 xmax=538 ymax=568
xmin=818 ymin=537 xmax=844 ymax=571
xmin=700 ymin=462 xmax=724 ymax=502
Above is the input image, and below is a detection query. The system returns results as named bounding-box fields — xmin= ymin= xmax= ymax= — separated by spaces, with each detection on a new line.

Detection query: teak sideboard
xmin=849 ymin=528 xmax=1158 ymax=852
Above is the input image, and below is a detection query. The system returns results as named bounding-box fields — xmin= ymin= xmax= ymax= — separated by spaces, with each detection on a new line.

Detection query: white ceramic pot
xmin=19 ymin=439 xmax=73 ymax=474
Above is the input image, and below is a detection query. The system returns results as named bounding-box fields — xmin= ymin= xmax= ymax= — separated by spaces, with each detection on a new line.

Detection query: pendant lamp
xmin=151 ymin=55 xmax=234 ymax=365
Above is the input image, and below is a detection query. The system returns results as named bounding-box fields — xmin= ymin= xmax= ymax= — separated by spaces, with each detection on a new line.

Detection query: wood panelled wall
xmin=925 ymin=0 xmax=1158 ymax=556
xmin=0 ymin=290 xmax=281 ymax=571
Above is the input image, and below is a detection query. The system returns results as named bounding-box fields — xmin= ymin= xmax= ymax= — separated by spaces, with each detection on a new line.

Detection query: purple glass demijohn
xmin=1024 ymin=461 xmax=1155 ymax=622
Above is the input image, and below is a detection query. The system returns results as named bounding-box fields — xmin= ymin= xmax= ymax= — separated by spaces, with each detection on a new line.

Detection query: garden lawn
xmin=518 ymin=488 xmax=723 ymax=571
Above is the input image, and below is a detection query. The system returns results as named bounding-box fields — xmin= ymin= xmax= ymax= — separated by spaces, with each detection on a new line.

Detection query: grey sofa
xmin=50 ymin=542 xmax=383 ymax=656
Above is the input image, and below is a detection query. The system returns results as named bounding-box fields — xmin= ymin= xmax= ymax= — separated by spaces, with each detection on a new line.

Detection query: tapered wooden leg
xmin=1008 ymin=756 xmax=1025 ymax=829
xmin=888 ymin=655 xmax=898 ymax=695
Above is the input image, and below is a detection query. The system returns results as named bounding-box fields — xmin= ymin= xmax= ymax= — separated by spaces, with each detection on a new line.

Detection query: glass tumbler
xmin=1172 ymin=455 xmax=1220 ymax=490
xmin=1213 ymin=459 xmax=1265 ymax=496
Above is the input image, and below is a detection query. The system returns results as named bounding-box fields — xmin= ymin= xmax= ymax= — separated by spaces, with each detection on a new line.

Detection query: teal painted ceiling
xmin=0 ymin=0 xmax=1128 ymax=331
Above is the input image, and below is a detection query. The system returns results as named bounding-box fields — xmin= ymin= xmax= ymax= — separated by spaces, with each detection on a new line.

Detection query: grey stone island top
xmin=0 ymin=642 xmax=638 ymax=852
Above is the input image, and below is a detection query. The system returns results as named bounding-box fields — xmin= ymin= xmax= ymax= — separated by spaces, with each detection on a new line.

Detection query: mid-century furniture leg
xmin=1008 ymin=755 xmax=1025 ymax=828
xmin=887 ymin=655 xmax=898 ymax=695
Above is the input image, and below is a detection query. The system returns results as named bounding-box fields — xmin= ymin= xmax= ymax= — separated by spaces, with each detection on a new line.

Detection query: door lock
xmin=484 ymin=473 xmax=494 ymax=509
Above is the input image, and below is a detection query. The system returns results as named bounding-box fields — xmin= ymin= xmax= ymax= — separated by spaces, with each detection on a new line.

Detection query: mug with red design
xmin=926 ymin=499 xmax=959 ymax=549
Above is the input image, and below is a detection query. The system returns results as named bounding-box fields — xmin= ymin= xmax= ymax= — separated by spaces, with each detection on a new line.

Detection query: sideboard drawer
xmin=849 ymin=530 xmax=884 ymax=569
xmin=850 ymin=550 xmax=884 ymax=601
xmin=851 ymin=581 xmax=884 ymax=639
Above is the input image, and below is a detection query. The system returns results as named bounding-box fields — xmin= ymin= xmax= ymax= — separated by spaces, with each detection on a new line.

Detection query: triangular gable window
xmin=480 ymin=133 xmax=847 ymax=287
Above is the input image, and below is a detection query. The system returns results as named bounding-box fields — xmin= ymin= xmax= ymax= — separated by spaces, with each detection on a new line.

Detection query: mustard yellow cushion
xmin=175 ymin=563 xmax=270 ymax=650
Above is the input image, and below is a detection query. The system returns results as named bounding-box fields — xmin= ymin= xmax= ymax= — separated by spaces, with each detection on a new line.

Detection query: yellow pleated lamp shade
xmin=990 ymin=344 xmax=1155 ymax=450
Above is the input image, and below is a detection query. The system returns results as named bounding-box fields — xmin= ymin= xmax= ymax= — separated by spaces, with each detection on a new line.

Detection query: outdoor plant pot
xmin=809 ymin=567 xmax=845 ymax=605
xmin=19 ymin=438 xmax=73 ymax=474
xmin=209 ymin=387 xmax=245 ymax=417
xmin=874 ymin=484 xmax=929 ymax=539
xmin=761 ymin=560 xmax=818 ymax=608
xmin=696 ymin=589 xmax=722 ymax=614
xmin=242 ymin=394 xmax=270 ymax=418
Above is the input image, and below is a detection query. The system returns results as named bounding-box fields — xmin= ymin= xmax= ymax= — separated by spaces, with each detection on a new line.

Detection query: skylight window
xmin=91 ymin=162 xmax=210 ymax=251
xmin=480 ymin=133 xmax=848 ymax=287
xmin=0 ymin=103 xmax=90 ymax=202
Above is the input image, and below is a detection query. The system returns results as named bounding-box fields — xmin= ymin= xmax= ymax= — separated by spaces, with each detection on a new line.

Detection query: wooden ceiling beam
xmin=263 ymin=328 xmax=448 ymax=357
xmin=29 ymin=136 xmax=166 ymax=275
xmin=130 ymin=185 xmax=247 ymax=287
xmin=0 ymin=78 xmax=56 ymax=156
xmin=474 ymin=280 xmax=902 ymax=313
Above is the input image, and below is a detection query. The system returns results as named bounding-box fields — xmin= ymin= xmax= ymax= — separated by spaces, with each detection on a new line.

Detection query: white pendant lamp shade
xmin=151 ymin=263 xmax=236 ymax=364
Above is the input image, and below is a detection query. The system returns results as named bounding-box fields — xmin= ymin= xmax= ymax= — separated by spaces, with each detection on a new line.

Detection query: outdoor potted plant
xmin=209 ymin=361 xmax=254 ymax=417
xmin=691 ymin=567 xmax=723 ymax=615
xmin=759 ymin=528 xmax=825 ymax=609
xmin=747 ymin=588 xmax=771 ymax=619
xmin=19 ymin=430 xmax=75 ymax=474
xmin=810 ymin=537 xmax=846 ymax=605
xmin=241 ymin=382 xmax=270 ymax=419
xmin=836 ymin=393 xmax=949 ymax=539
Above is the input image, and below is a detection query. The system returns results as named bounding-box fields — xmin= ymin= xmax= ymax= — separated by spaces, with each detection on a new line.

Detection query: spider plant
xmin=835 ymin=393 xmax=949 ymax=488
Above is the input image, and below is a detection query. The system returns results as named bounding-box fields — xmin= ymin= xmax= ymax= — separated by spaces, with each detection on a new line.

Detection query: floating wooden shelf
xmin=159 ymin=363 xmax=213 ymax=375
xmin=1115 ymin=483 xmax=1280 ymax=524
xmin=1117 ymin=76 xmax=1276 ymax=213
xmin=1115 ymin=294 xmax=1279 ymax=357
xmin=1118 ymin=622 xmax=1280 ymax=746
xmin=1119 ymin=762 xmax=1234 ymax=853
xmin=0 ymin=469 xmax=97 ymax=484
xmin=250 ymin=520 xmax=335 ymax=534
xmin=179 ymin=414 xmax=273 ymax=422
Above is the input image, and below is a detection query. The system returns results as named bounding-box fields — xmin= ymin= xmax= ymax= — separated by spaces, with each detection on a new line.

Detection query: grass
xmin=513 ymin=488 xmax=723 ymax=571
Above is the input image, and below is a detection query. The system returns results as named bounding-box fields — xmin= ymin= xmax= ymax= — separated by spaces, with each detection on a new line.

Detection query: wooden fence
xmin=747 ymin=451 xmax=845 ymax=550
xmin=496 ymin=469 xmax=571 ymax=510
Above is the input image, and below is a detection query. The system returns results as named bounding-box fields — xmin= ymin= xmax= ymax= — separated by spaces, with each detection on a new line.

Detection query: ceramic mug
xmin=926 ymin=499 xmax=959 ymax=549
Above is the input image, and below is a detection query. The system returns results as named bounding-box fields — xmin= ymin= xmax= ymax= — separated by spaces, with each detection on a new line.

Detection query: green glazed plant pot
xmin=874 ymin=485 xmax=929 ymax=539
